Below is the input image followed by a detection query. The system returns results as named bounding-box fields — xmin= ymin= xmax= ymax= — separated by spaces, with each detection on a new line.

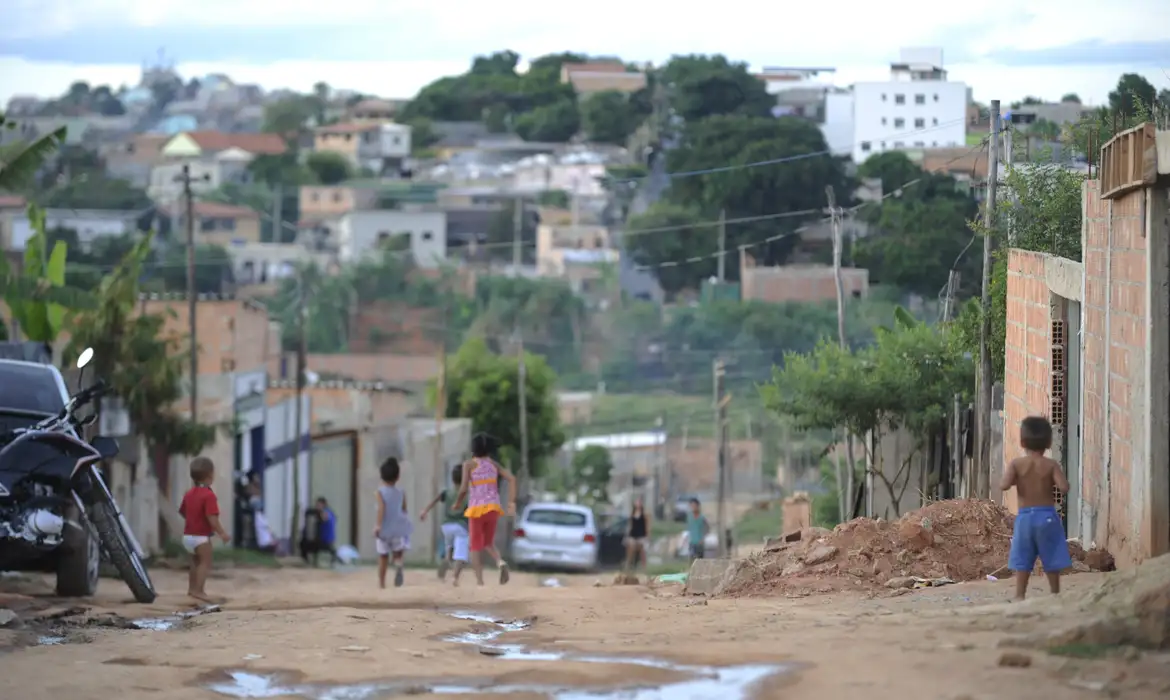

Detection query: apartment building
xmin=850 ymin=48 xmax=968 ymax=163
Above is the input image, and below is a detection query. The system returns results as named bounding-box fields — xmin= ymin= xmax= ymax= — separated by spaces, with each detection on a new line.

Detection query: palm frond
xmin=0 ymin=126 xmax=65 ymax=191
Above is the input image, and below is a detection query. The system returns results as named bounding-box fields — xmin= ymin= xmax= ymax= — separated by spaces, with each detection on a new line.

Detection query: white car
xmin=675 ymin=530 xmax=720 ymax=559
xmin=511 ymin=503 xmax=599 ymax=572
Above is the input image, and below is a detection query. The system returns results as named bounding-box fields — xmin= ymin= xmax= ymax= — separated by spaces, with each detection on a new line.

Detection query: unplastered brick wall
xmin=1002 ymin=249 xmax=1052 ymax=513
xmin=1080 ymin=180 xmax=1148 ymax=565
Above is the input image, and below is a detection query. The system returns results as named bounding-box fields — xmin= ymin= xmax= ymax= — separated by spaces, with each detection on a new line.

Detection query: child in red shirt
xmin=178 ymin=457 xmax=230 ymax=603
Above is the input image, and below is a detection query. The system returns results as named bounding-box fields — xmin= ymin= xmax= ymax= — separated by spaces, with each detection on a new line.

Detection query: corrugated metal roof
xmin=570 ymin=431 xmax=664 ymax=451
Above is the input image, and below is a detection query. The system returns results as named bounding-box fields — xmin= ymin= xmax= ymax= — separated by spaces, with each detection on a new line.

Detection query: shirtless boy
xmin=1000 ymin=416 xmax=1072 ymax=601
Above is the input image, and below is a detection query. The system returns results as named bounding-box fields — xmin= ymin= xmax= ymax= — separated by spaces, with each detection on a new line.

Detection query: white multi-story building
xmin=850 ymin=48 xmax=968 ymax=164
xmin=336 ymin=209 xmax=447 ymax=268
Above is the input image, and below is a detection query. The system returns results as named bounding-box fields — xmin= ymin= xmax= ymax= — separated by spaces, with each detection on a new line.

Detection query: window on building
xmin=392 ymin=136 xmax=401 ymax=146
xmin=881 ymin=93 xmax=887 ymax=101
xmin=880 ymin=141 xmax=886 ymax=149
xmin=933 ymin=94 xmax=939 ymax=102
xmin=894 ymin=94 xmax=905 ymax=105
xmin=860 ymin=141 xmax=872 ymax=152
xmin=377 ymin=231 xmax=391 ymax=242
xmin=894 ymin=141 xmax=904 ymax=148
xmin=932 ymin=117 xmax=939 ymax=126
xmin=332 ymin=192 xmax=342 ymax=202
xmin=421 ymin=231 xmax=433 ymax=241
xmin=915 ymin=94 xmax=925 ymax=105
xmin=881 ymin=117 xmax=887 ymax=125
xmin=200 ymin=218 xmax=214 ymax=232
xmin=914 ymin=118 xmax=925 ymax=129
xmin=913 ymin=141 xmax=924 ymax=147
xmin=894 ymin=118 xmax=905 ymax=129
xmin=932 ymin=141 xmax=938 ymax=147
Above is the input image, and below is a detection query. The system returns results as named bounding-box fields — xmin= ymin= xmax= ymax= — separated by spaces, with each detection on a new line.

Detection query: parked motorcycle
xmin=0 ymin=348 xmax=156 ymax=603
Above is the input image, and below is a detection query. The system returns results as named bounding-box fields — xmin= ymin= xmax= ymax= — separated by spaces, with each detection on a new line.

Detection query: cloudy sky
xmin=1 ymin=0 xmax=1168 ymax=105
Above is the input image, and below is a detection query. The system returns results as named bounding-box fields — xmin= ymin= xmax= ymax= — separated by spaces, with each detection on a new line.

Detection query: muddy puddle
xmin=23 ymin=604 xmax=220 ymax=645
xmin=205 ymin=610 xmax=791 ymax=699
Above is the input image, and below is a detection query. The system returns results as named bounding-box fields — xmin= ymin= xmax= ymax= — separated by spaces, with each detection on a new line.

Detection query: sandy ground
xmin=1 ymin=565 xmax=1168 ymax=700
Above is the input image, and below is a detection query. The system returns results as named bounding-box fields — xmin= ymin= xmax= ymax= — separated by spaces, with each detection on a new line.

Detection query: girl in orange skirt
xmin=451 ymin=433 xmax=516 ymax=585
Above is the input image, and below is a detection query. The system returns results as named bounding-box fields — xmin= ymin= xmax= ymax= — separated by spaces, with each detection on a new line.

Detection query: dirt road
xmin=1 ymin=565 xmax=1167 ymax=699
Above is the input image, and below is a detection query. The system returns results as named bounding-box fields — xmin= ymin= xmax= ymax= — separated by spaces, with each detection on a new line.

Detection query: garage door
xmin=310 ymin=435 xmax=356 ymax=547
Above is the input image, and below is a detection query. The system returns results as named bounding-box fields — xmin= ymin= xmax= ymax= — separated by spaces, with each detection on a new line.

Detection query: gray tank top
xmin=377 ymin=485 xmax=412 ymax=539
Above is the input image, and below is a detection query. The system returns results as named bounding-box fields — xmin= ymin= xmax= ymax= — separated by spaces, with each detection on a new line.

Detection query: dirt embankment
xmin=720 ymin=499 xmax=1113 ymax=597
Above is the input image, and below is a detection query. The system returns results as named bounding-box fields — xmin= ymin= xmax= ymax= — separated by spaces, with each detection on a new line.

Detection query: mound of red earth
xmin=721 ymin=499 xmax=1019 ymax=597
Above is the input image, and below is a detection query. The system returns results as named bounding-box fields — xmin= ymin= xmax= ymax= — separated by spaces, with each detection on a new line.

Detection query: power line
xmin=612 ymin=118 xmax=970 ymax=184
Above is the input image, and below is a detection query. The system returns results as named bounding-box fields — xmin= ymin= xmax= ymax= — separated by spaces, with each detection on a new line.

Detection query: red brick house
xmin=1000 ymin=124 xmax=1169 ymax=566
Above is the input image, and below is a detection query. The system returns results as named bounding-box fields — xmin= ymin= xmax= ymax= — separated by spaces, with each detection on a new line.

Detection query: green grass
xmin=966 ymin=132 xmax=984 ymax=146
xmin=733 ymin=505 xmax=782 ymax=544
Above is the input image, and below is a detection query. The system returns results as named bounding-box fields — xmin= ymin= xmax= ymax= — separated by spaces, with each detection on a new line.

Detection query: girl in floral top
xmin=451 ymin=433 xmax=516 ymax=585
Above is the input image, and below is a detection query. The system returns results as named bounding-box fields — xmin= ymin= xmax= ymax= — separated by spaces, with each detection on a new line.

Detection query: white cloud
xmin=6 ymin=0 xmax=1162 ymax=58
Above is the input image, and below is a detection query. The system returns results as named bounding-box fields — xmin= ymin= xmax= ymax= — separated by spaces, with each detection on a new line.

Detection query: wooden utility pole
xmin=713 ymin=358 xmax=728 ymax=557
xmin=431 ymin=305 xmax=447 ymax=560
xmin=175 ymin=165 xmax=208 ymax=424
xmin=976 ymin=101 xmax=1002 ymax=500
xmin=290 ymin=271 xmax=309 ymax=547
xmin=716 ymin=209 xmax=727 ymax=283
xmin=827 ymin=185 xmax=859 ymax=518
xmin=511 ymin=196 xmax=524 ymax=276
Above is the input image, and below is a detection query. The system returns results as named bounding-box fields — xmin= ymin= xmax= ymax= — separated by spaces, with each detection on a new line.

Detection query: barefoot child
xmin=178 ymin=457 xmax=230 ymax=603
xmin=374 ymin=457 xmax=413 ymax=588
xmin=1001 ymin=416 xmax=1072 ymax=601
xmin=420 ymin=464 xmax=471 ymax=586
xmin=451 ymin=433 xmax=516 ymax=586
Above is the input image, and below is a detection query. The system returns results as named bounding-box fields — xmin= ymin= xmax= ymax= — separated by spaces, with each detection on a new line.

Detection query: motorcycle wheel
xmin=90 ymin=500 xmax=157 ymax=604
xmin=55 ymin=502 xmax=100 ymax=597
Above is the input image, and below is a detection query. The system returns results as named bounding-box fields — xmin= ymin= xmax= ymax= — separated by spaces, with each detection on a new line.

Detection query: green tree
xmin=623 ymin=202 xmax=712 ymax=296
xmin=262 ymin=95 xmax=319 ymax=134
xmin=1060 ymin=93 xmax=1081 ymax=104
xmin=0 ymin=113 xmax=65 ymax=191
xmin=2 ymin=206 xmax=69 ymax=343
xmin=950 ymin=161 xmax=1085 ymax=382
xmin=159 ymin=244 xmax=235 ymax=294
xmin=305 ymin=151 xmax=352 ymax=185
xmin=1108 ymin=73 xmax=1157 ymax=118
xmin=581 ymin=90 xmax=638 ymax=145
xmin=642 ymin=115 xmax=849 ymax=290
xmin=513 ymin=99 xmax=580 ymax=142
xmin=659 ymin=54 xmax=774 ymax=122
xmin=42 ymin=175 xmax=151 ymax=210
xmin=63 ymin=232 xmax=217 ymax=458
xmin=439 ymin=337 xmax=565 ymax=479
xmin=569 ymin=445 xmax=613 ymax=505
xmin=762 ymin=317 xmax=973 ymax=516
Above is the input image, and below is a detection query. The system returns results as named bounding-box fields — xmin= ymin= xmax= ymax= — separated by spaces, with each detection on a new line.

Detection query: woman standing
xmin=624 ymin=497 xmax=651 ymax=572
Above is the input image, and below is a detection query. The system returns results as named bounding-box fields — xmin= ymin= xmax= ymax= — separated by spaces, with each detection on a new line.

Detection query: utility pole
xmin=827 ymin=185 xmax=859 ymax=518
xmin=975 ymin=101 xmax=1001 ymax=500
xmin=713 ymin=358 xmax=728 ymax=557
xmin=290 ymin=271 xmax=309 ymax=548
xmin=271 ymin=184 xmax=283 ymax=244
xmin=431 ymin=301 xmax=448 ymax=562
xmin=511 ymin=195 xmax=524 ymax=276
xmin=941 ymin=270 xmax=960 ymax=322
xmin=175 ymin=165 xmax=209 ymax=425
xmin=515 ymin=326 xmax=529 ymax=492
xmin=716 ymin=208 xmax=727 ymax=283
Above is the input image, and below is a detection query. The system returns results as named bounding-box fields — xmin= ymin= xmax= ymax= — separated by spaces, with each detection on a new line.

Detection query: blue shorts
xmin=1009 ymin=506 xmax=1072 ymax=573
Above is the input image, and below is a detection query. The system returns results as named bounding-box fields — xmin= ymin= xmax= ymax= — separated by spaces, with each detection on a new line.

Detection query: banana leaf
xmin=0 ymin=125 xmax=65 ymax=191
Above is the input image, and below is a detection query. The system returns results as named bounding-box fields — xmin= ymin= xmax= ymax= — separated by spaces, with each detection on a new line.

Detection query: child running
xmin=178 ymin=457 xmax=230 ymax=603
xmin=1001 ymin=416 xmax=1072 ymax=601
xmin=450 ymin=433 xmax=516 ymax=586
xmin=420 ymin=464 xmax=471 ymax=586
xmin=373 ymin=457 xmax=413 ymax=589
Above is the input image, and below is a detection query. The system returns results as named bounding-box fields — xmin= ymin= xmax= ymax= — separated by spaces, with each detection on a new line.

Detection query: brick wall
xmin=142 ymin=296 xmax=276 ymax=377
xmin=741 ymin=265 xmax=869 ymax=304
xmin=1080 ymin=181 xmax=1148 ymax=565
xmin=1001 ymin=250 xmax=1052 ymax=513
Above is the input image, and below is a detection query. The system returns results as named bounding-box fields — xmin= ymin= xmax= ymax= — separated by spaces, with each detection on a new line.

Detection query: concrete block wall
xmin=1002 ymin=249 xmax=1052 ymax=514
xmin=1080 ymin=181 xmax=1150 ymax=565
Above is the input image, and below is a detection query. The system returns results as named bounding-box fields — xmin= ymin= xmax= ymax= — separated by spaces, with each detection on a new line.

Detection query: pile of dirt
xmin=1001 ymin=552 xmax=1170 ymax=650
xmin=720 ymin=499 xmax=1017 ymax=597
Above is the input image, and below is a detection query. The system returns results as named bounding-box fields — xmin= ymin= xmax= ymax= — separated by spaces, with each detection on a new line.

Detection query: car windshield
xmin=0 ymin=363 xmax=65 ymax=415
xmin=526 ymin=509 xmax=588 ymax=527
